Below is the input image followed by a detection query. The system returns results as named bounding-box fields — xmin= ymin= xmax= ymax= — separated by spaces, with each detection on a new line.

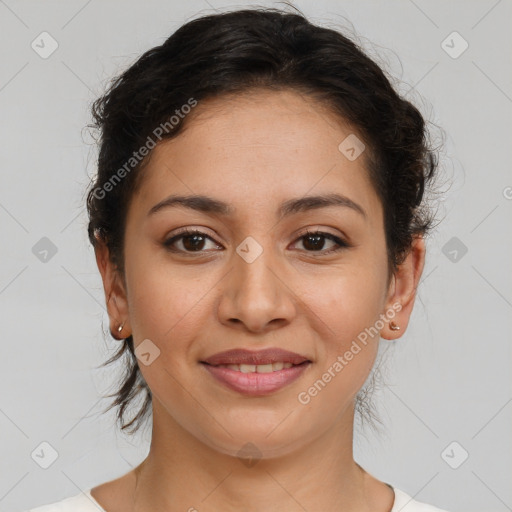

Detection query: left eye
xmin=163 ymin=229 xmax=349 ymax=254
xmin=292 ymin=230 xmax=349 ymax=254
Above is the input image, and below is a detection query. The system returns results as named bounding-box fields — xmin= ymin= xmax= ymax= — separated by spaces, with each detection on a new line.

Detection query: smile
xmin=201 ymin=362 xmax=311 ymax=395
xmin=213 ymin=362 xmax=295 ymax=372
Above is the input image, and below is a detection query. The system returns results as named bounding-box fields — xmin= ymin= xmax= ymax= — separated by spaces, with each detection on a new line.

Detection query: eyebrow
xmin=147 ymin=193 xmax=367 ymax=220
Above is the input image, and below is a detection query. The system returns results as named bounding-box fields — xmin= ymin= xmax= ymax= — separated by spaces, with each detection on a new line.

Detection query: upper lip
xmin=201 ymin=348 xmax=310 ymax=366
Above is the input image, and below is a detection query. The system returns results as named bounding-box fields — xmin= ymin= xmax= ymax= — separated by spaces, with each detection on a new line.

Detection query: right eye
xmin=163 ymin=229 xmax=223 ymax=254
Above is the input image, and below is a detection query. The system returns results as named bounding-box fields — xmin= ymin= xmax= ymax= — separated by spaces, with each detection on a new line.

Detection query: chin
xmin=205 ymin=433 xmax=305 ymax=462
xmin=191 ymin=413 xmax=315 ymax=462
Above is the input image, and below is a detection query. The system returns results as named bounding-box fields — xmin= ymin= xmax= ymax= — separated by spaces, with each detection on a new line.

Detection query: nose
xmin=216 ymin=245 xmax=297 ymax=334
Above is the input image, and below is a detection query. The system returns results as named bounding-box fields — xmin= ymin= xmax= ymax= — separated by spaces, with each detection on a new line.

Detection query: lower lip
xmin=201 ymin=362 xmax=311 ymax=396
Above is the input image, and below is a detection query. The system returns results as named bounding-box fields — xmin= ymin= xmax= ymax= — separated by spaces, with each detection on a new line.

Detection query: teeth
xmin=240 ymin=364 xmax=256 ymax=373
xmin=256 ymin=363 xmax=273 ymax=373
xmin=216 ymin=362 xmax=296 ymax=372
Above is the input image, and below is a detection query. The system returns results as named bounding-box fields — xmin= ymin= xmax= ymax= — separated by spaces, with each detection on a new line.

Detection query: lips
xmin=201 ymin=348 xmax=310 ymax=366
xmin=200 ymin=348 xmax=311 ymax=396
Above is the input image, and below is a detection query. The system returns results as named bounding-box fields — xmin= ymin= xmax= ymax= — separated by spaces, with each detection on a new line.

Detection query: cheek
xmin=125 ymin=244 xmax=208 ymax=342
xmin=124 ymin=258 xmax=210 ymax=411
xmin=297 ymin=264 xmax=386 ymax=341
xmin=293 ymin=267 xmax=385 ymax=398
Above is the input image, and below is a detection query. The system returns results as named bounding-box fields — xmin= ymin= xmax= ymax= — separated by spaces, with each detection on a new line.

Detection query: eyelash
xmin=163 ymin=228 xmax=350 ymax=256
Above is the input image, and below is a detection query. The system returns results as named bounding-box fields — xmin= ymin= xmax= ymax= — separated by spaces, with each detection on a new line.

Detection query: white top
xmin=26 ymin=486 xmax=451 ymax=511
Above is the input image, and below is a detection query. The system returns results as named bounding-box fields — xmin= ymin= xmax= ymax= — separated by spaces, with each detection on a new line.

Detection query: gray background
xmin=1 ymin=1 xmax=511 ymax=511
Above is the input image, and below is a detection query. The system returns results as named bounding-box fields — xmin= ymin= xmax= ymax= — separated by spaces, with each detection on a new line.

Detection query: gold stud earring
xmin=117 ymin=323 xmax=124 ymax=333
xmin=389 ymin=321 xmax=400 ymax=331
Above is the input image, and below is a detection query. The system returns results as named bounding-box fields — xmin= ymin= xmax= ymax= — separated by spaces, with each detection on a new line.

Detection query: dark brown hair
xmin=86 ymin=6 xmax=442 ymax=434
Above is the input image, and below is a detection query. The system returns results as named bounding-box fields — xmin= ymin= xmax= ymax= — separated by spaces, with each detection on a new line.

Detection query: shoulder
xmin=24 ymin=490 xmax=105 ymax=512
xmin=391 ymin=487 xmax=451 ymax=512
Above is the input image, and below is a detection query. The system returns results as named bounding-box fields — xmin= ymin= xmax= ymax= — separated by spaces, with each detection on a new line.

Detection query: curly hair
xmin=86 ymin=6 xmax=442 ymax=435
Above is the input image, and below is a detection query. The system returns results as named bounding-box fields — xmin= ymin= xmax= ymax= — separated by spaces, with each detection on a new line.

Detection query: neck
xmin=130 ymin=399 xmax=378 ymax=512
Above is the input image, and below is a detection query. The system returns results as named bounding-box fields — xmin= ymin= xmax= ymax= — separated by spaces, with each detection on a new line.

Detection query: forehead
xmin=131 ymin=89 xmax=382 ymax=225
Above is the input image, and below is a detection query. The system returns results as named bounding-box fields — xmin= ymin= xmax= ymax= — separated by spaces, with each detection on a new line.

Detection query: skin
xmin=93 ymin=89 xmax=425 ymax=512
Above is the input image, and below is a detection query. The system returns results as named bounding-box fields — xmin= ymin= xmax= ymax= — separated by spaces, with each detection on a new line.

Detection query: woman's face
xmin=106 ymin=89 xmax=410 ymax=458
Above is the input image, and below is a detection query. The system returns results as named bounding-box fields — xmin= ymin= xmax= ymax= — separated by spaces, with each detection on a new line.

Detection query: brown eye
xmin=164 ymin=229 xmax=222 ymax=253
xmin=293 ymin=230 xmax=349 ymax=254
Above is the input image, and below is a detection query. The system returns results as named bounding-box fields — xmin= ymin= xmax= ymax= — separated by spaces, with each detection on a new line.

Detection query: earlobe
xmin=94 ymin=240 xmax=131 ymax=339
xmin=381 ymin=235 xmax=426 ymax=340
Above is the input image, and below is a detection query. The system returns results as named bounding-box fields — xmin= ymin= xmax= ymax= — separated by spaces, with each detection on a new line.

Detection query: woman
xmin=28 ymin=6 xmax=449 ymax=512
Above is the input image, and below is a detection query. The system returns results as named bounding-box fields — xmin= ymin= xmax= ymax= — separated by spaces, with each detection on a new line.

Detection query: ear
xmin=380 ymin=235 xmax=426 ymax=340
xmin=95 ymin=239 xmax=131 ymax=339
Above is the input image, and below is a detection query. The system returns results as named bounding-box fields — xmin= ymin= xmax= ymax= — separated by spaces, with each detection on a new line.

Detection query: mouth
xmin=201 ymin=347 xmax=310 ymax=366
xmin=200 ymin=348 xmax=312 ymax=396
xmin=207 ymin=361 xmax=300 ymax=372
